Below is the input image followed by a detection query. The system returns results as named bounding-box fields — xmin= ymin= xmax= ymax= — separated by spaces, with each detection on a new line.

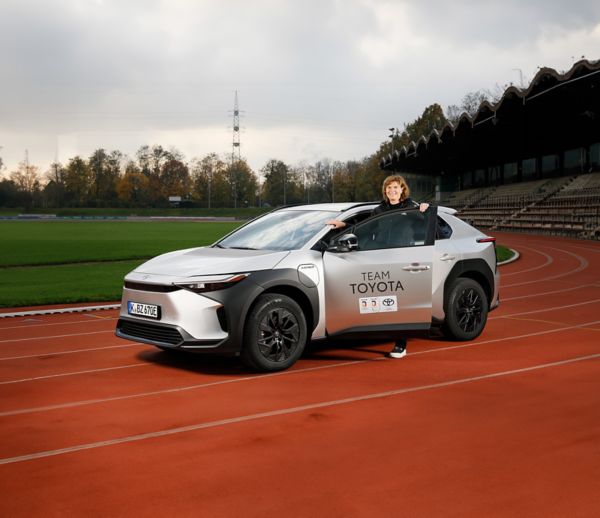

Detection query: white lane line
xmin=0 ymin=344 xmax=137 ymax=362
xmin=414 ymin=320 xmax=600 ymax=356
xmin=0 ymin=304 xmax=120 ymax=318
xmin=501 ymin=246 xmax=553 ymax=277
xmin=502 ymin=285 xmax=597 ymax=301
xmin=503 ymin=247 xmax=589 ymax=287
xmin=0 ymin=317 xmax=118 ymax=331
xmin=0 ymin=330 xmax=114 ymax=344
xmin=489 ymin=299 xmax=600 ymax=319
xmin=1 ymin=351 xmax=599 ymax=466
xmin=0 ymin=363 xmax=149 ymax=385
xmin=0 ymin=360 xmax=366 ymax=417
xmin=566 ymin=244 xmax=600 ymax=254
xmin=2 ymin=319 xmax=598 ymax=418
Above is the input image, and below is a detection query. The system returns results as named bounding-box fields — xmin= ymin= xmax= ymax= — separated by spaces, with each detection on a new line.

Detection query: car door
xmin=323 ymin=206 xmax=437 ymax=336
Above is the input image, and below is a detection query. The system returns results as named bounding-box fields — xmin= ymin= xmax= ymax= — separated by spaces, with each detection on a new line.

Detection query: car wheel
xmin=242 ymin=293 xmax=307 ymax=372
xmin=443 ymin=278 xmax=488 ymax=341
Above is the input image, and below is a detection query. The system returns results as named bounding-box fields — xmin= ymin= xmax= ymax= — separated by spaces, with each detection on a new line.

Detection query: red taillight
xmin=477 ymin=236 xmax=496 ymax=243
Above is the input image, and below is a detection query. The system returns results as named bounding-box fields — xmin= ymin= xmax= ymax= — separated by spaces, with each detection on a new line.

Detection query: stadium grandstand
xmin=380 ymin=59 xmax=600 ymax=240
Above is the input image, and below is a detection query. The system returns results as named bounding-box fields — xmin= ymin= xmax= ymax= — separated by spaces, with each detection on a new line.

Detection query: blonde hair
xmin=382 ymin=175 xmax=410 ymax=202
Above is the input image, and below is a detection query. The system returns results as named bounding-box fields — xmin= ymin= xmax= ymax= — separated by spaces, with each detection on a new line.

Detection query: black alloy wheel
xmin=456 ymin=286 xmax=484 ymax=334
xmin=443 ymin=278 xmax=488 ymax=341
xmin=258 ymin=307 xmax=300 ymax=362
xmin=242 ymin=293 xmax=307 ymax=371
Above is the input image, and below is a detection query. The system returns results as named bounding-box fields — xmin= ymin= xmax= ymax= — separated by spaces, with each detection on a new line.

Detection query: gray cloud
xmin=1 ymin=0 xmax=599 ymax=172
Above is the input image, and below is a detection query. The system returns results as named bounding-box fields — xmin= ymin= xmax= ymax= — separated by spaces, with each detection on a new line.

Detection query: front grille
xmin=124 ymin=281 xmax=180 ymax=293
xmin=118 ymin=319 xmax=183 ymax=345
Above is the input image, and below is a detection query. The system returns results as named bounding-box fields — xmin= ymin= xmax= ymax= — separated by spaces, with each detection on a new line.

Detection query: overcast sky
xmin=1 ymin=0 xmax=599 ymax=177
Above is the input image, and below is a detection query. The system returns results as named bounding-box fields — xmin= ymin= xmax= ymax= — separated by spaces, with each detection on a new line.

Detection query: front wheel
xmin=443 ymin=278 xmax=488 ymax=341
xmin=241 ymin=293 xmax=307 ymax=372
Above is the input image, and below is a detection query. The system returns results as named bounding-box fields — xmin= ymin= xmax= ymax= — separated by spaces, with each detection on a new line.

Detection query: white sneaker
xmin=388 ymin=344 xmax=407 ymax=358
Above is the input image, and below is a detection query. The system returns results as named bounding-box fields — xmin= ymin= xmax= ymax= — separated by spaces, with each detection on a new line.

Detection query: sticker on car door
xmin=359 ymin=295 xmax=397 ymax=313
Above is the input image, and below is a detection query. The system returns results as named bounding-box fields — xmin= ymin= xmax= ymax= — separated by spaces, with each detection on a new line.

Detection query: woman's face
xmin=385 ymin=181 xmax=403 ymax=204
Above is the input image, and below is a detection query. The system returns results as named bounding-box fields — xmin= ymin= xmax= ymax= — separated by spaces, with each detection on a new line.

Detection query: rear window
xmin=436 ymin=216 xmax=453 ymax=239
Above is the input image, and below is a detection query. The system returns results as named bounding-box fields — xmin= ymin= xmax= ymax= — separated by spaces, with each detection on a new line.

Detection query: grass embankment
xmin=0 ymin=221 xmax=240 ymax=307
xmin=496 ymin=245 xmax=514 ymax=263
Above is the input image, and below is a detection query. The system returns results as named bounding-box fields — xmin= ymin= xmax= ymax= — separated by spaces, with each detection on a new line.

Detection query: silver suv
xmin=116 ymin=203 xmax=500 ymax=371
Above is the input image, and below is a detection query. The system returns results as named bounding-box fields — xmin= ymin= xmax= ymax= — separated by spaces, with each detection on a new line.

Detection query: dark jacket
xmin=371 ymin=197 xmax=419 ymax=215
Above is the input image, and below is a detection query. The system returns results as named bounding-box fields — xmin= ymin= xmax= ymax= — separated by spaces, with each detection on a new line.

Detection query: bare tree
xmin=446 ymin=90 xmax=490 ymax=124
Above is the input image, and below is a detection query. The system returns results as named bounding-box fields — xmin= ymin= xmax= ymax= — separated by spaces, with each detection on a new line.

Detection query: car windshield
xmin=217 ymin=209 xmax=338 ymax=250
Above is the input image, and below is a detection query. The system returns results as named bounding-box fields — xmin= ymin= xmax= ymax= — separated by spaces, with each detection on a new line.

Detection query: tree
xmin=136 ymin=145 xmax=182 ymax=205
xmin=261 ymin=159 xmax=299 ymax=206
xmin=88 ymin=149 xmax=122 ymax=206
xmin=43 ymin=161 xmax=68 ymax=207
xmin=160 ymin=157 xmax=190 ymax=199
xmin=64 ymin=156 xmax=92 ymax=206
xmin=289 ymin=161 xmax=312 ymax=204
xmin=117 ymin=161 xmax=150 ymax=206
xmin=210 ymin=167 xmax=232 ymax=208
xmin=190 ymin=153 xmax=228 ymax=208
xmin=227 ymin=159 xmax=258 ymax=207
xmin=10 ymin=159 xmax=42 ymax=209
xmin=446 ymin=90 xmax=490 ymax=124
xmin=310 ymin=159 xmax=335 ymax=203
xmin=0 ymin=179 xmax=20 ymax=207
xmin=402 ymin=103 xmax=447 ymax=141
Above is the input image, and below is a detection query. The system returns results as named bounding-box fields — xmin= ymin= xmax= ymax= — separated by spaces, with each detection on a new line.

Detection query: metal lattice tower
xmin=231 ymin=90 xmax=241 ymax=164
xmin=230 ymin=91 xmax=242 ymax=207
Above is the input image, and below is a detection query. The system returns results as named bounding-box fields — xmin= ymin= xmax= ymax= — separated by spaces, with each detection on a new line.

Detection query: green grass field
xmin=0 ymin=207 xmax=269 ymax=218
xmin=0 ymin=220 xmax=240 ymax=307
xmin=0 ymin=221 xmax=239 ymax=267
xmin=0 ymin=220 xmax=515 ymax=308
xmin=0 ymin=261 xmax=141 ymax=307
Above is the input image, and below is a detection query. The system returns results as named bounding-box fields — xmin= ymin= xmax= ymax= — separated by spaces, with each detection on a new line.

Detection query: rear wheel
xmin=443 ymin=278 xmax=488 ymax=340
xmin=241 ymin=293 xmax=307 ymax=372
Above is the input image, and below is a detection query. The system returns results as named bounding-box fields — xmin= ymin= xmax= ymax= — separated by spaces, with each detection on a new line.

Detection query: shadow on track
xmin=135 ymin=329 xmax=448 ymax=374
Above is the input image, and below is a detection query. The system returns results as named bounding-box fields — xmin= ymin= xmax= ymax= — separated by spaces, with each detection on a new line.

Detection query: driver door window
xmin=354 ymin=209 xmax=431 ymax=251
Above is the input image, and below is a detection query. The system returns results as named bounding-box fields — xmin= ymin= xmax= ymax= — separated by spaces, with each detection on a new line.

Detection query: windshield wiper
xmin=227 ymin=246 xmax=258 ymax=250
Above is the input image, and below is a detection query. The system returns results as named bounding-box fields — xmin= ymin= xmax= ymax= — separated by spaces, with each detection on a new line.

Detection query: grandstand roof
xmin=380 ymin=59 xmax=600 ymax=175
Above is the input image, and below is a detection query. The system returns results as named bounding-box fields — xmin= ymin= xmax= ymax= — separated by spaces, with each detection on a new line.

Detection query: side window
xmin=318 ymin=210 xmax=374 ymax=249
xmin=354 ymin=210 xmax=429 ymax=251
xmin=436 ymin=216 xmax=453 ymax=240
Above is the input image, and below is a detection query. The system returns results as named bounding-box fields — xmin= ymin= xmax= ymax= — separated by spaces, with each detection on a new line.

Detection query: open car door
xmin=323 ymin=206 xmax=437 ymax=337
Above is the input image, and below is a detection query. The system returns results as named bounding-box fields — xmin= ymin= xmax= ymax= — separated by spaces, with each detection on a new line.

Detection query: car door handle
xmin=440 ymin=254 xmax=456 ymax=261
xmin=402 ymin=264 xmax=431 ymax=272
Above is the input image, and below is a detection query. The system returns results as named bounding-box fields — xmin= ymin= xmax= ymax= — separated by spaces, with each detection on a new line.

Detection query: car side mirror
xmin=328 ymin=233 xmax=358 ymax=252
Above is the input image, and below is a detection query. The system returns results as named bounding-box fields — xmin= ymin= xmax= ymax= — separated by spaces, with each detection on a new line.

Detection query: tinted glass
xmin=352 ymin=209 xmax=429 ymax=251
xmin=436 ymin=216 xmax=453 ymax=239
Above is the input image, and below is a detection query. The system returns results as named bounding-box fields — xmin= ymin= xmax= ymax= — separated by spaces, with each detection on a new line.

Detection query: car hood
xmin=134 ymin=247 xmax=290 ymax=277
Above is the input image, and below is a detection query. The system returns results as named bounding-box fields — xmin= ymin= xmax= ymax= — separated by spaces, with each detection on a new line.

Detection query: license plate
xmin=127 ymin=301 xmax=161 ymax=320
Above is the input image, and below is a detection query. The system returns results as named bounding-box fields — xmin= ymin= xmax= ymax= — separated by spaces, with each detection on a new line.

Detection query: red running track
xmin=0 ymin=232 xmax=599 ymax=517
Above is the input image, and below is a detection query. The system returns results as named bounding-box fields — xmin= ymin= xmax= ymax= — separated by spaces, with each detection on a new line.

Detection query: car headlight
xmin=175 ymin=274 xmax=249 ymax=294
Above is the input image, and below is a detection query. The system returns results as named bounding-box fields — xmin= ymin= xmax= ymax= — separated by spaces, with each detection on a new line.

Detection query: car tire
xmin=443 ymin=278 xmax=488 ymax=341
xmin=241 ymin=293 xmax=307 ymax=372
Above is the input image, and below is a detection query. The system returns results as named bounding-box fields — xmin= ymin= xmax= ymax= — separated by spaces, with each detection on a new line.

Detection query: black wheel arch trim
xmin=203 ymin=268 xmax=319 ymax=352
xmin=443 ymin=259 xmax=494 ymax=311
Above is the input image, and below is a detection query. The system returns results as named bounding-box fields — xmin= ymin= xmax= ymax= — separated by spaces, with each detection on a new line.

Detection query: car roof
xmin=275 ymin=202 xmax=457 ymax=215
xmin=277 ymin=202 xmax=376 ymax=212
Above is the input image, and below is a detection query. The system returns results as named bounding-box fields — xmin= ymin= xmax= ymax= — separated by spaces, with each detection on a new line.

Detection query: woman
xmin=327 ymin=174 xmax=429 ymax=359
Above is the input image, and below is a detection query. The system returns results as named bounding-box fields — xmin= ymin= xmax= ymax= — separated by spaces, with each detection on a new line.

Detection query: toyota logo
xmin=382 ymin=298 xmax=395 ymax=307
